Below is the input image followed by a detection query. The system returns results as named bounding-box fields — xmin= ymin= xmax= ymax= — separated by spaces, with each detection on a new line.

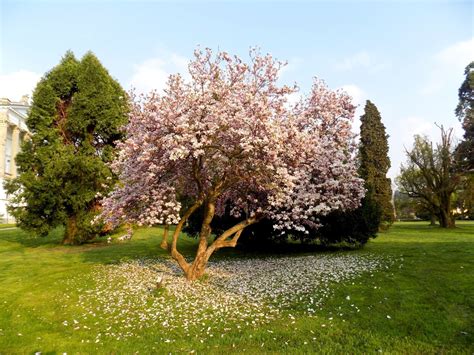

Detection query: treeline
xmin=4 ymin=50 xmax=472 ymax=267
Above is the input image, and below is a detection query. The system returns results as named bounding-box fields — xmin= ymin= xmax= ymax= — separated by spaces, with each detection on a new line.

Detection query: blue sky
xmin=1 ymin=0 xmax=472 ymax=179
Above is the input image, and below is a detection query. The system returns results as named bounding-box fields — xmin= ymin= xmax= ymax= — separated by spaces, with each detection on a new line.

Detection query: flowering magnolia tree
xmin=100 ymin=48 xmax=364 ymax=280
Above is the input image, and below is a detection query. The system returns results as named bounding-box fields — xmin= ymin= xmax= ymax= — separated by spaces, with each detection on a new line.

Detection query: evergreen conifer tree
xmin=359 ymin=100 xmax=394 ymax=227
xmin=5 ymin=51 xmax=128 ymax=244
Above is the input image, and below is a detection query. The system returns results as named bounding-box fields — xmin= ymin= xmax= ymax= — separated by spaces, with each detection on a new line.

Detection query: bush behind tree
xmin=184 ymin=190 xmax=381 ymax=249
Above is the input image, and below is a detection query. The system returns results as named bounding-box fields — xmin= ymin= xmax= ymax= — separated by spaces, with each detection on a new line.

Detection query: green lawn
xmin=0 ymin=222 xmax=472 ymax=353
xmin=0 ymin=224 xmax=16 ymax=229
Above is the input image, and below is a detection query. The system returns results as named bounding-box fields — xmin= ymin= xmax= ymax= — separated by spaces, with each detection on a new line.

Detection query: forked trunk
xmin=183 ymin=213 xmax=259 ymax=281
xmin=185 ymin=253 xmax=209 ymax=281
xmin=167 ymin=196 xmax=260 ymax=281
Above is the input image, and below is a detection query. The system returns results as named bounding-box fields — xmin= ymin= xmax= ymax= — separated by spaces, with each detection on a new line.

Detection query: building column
xmin=0 ymin=114 xmax=8 ymax=177
xmin=11 ymin=127 xmax=20 ymax=177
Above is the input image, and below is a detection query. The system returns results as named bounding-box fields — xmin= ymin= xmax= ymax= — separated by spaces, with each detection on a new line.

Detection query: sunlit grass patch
xmin=0 ymin=222 xmax=472 ymax=353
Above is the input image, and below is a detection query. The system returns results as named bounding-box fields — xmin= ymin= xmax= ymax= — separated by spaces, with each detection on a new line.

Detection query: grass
xmin=0 ymin=222 xmax=473 ymax=353
xmin=0 ymin=224 xmax=16 ymax=229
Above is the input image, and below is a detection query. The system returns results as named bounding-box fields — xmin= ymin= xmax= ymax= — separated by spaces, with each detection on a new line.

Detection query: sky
xmin=1 ymin=0 xmax=473 ymax=180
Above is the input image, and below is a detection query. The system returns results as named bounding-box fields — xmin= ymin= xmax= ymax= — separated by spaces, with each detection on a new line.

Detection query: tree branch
xmin=170 ymin=199 xmax=204 ymax=272
xmin=210 ymin=215 xmax=261 ymax=252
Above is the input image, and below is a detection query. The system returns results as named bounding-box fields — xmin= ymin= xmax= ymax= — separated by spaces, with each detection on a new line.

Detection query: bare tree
xmin=396 ymin=126 xmax=462 ymax=228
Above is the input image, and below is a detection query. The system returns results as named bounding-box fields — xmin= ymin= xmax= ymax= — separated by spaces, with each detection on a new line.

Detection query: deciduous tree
xmin=396 ymin=127 xmax=461 ymax=228
xmin=100 ymin=48 xmax=364 ymax=280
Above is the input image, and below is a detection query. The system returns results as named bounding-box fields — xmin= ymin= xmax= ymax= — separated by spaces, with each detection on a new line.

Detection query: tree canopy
xmin=455 ymin=62 xmax=474 ymax=173
xmin=100 ymin=48 xmax=365 ymax=280
xmin=5 ymin=51 xmax=128 ymax=244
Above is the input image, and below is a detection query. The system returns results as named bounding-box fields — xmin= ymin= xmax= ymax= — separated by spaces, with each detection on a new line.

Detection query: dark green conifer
xmin=5 ymin=51 xmax=128 ymax=244
xmin=359 ymin=100 xmax=394 ymax=227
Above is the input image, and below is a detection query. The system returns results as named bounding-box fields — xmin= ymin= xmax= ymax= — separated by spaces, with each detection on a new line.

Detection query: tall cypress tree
xmin=5 ymin=51 xmax=128 ymax=244
xmin=359 ymin=100 xmax=394 ymax=227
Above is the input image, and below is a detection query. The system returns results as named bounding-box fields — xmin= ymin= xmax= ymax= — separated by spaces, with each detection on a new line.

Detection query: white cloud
xmin=419 ymin=81 xmax=442 ymax=96
xmin=279 ymin=56 xmax=303 ymax=79
xmin=436 ymin=38 xmax=474 ymax=68
xmin=399 ymin=116 xmax=435 ymax=144
xmin=335 ymin=51 xmax=390 ymax=73
xmin=129 ymin=52 xmax=189 ymax=94
xmin=420 ymin=38 xmax=473 ymax=95
xmin=335 ymin=51 xmax=371 ymax=71
xmin=340 ymin=84 xmax=366 ymax=107
xmin=387 ymin=114 xmax=465 ymax=180
xmin=388 ymin=115 xmax=440 ymax=179
xmin=340 ymin=84 xmax=367 ymax=134
xmin=0 ymin=70 xmax=41 ymax=102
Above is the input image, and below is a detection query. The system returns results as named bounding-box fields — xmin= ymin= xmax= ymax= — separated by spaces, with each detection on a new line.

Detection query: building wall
xmin=0 ymin=97 xmax=30 ymax=223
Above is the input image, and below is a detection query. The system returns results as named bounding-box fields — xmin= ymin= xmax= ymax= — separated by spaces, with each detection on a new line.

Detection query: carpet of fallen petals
xmin=62 ymin=254 xmax=391 ymax=343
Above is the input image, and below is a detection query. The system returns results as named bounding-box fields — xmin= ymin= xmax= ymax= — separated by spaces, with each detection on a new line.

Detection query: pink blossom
xmin=99 ymin=48 xmax=365 ymax=277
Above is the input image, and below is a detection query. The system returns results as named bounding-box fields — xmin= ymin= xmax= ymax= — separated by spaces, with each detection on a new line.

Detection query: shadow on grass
xmin=0 ymin=227 xmax=64 ymax=248
xmin=0 ymin=227 xmax=123 ymax=252
xmin=213 ymin=241 xmax=365 ymax=260
xmin=80 ymin=228 xmax=371 ymax=267
xmin=0 ymin=226 xmax=173 ymax=264
xmin=3 ymin=221 xmax=473 ymax=267
xmin=79 ymin=227 xmax=174 ymax=265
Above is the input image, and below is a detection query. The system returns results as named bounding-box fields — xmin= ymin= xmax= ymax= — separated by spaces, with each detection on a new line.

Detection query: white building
xmin=0 ymin=97 xmax=30 ymax=223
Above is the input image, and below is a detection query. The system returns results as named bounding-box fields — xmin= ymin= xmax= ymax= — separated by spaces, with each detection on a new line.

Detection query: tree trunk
xmin=438 ymin=193 xmax=455 ymax=228
xmin=160 ymin=225 xmax=169 ymax=250
xmin=183 ymin=215 xmax=259 ymax=281
xmin=166 ymin=193 xmax=260 ymax=281
xmin=429 ymin=214 xmax=437 ymax=226
xmin=438 ymin=209 xmax=455 ymax=228
xmin=169 ymin=199 xmax=204 ymax=275
xmin=185 ymin=252 xmax=209 ymax=281
xmin=63 ymin=215 xmax=79 ymax=245
xmin=184 ymin=201 xmax=215 ymax=280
